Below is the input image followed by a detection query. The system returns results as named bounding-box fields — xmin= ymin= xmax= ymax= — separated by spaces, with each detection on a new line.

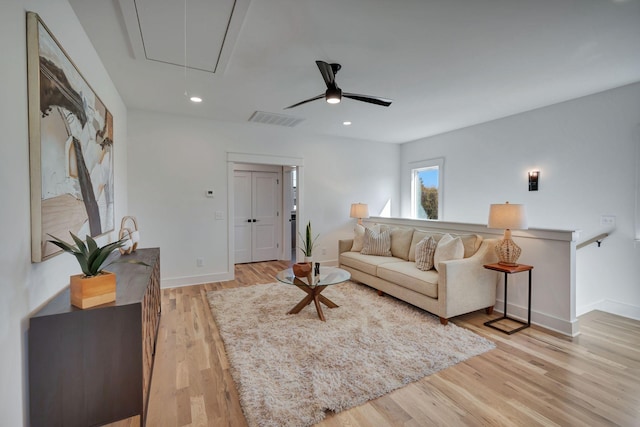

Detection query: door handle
xmin=253 ymin=219 xmax=258 ymax=222
xmin=247 ymin=219 xmax=258 ymax=223
xmin=247 ymin=219 xmax=252 ymax=223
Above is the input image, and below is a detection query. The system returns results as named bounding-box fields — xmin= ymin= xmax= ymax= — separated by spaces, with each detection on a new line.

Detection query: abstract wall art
xmin=27 ymin=12 xmax=114 ymax=262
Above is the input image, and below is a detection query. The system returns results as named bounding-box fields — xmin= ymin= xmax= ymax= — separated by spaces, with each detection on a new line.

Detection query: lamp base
xmin=495 ymin=232 xmax=522 ymax=266
xmin=498 ymin=261 xmax=520 ymax=267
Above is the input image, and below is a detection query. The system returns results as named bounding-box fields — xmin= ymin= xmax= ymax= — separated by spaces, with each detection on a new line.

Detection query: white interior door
xmin=234 ymin=171 xmax=252 ymax=264
xmin=252 ymin=172 xmax=279 ymax=262
xmin=233 ymin=170 xmax=280 ymax=263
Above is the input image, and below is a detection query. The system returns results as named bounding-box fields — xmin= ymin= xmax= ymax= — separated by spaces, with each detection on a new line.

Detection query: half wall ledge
xmin=366 ymin=217 xmax=579 ymax=336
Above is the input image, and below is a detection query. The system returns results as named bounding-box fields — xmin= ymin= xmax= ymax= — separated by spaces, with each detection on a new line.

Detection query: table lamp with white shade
xmin=350 ymin=203 xmax=369 ymax=225
xmin=488 ymin=202 xmax=528 ymax=266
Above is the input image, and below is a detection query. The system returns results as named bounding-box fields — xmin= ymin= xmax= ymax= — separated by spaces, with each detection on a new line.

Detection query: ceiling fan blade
xmin=343 ymin=93 xmax=392 ymax=107
xmin=284 ymin=94 xmax=325 ymax=109
xmin=316 ymin=60 xmax=336 ymax=88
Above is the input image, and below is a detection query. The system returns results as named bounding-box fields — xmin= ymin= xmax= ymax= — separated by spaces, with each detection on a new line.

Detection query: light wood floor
xmin=112 ymin=260 xmax=640 ymax=426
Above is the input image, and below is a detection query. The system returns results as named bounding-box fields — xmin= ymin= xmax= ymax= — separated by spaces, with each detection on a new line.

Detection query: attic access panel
xmin=120 ymin=0 xmax=249 ymax=73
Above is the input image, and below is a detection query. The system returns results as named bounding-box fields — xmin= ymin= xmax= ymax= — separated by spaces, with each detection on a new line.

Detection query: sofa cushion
xmin=350 ymin=223 xmax=366 ymax=252
xmin=408 ymin=230 xmax=445 ymax=261
xmin=415 ymin=236 xmax=437 ymax=271
xmin=390 ymin=227 xmax=414 ymax=260
xmin=350 ymin=224 xmax=389 ymax=252
xmin=434 ymin=234 xmax=464 ymax=272
xmin=456 ymin=234 xmax=483 ymax=258
xmin=377 ymin=262 xmax=439 ymax=298
xmin=361 ymin=227 xmax=392 ymax=256
xmin=409 ymin=230 xmax=483 ymax=260
xmin=339 ymin=252 xmax=404 ymax=276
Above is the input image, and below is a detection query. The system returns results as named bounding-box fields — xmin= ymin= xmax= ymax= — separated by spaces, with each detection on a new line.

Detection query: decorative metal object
xmin=119 ymin=216 xmax=140 ymax=255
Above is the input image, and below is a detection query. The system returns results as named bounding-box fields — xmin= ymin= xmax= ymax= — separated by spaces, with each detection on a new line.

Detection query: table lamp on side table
xmin=488 ymin=202 xmax=528 ymax=266
xmin=350 ymin=203 xmax=369 ymax=225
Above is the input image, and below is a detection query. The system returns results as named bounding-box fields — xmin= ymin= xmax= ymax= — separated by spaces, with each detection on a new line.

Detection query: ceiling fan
xmin=284 ymin=60 xmax=392 ymax=109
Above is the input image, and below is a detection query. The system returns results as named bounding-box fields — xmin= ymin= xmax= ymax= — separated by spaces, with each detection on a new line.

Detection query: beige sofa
xmin=338 ymin=227 xmax=499 ymax=325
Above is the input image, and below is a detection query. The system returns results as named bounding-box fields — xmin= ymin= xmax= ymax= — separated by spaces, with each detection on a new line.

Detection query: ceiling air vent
xmin=248 ymin=111 xmax=305 ymax=128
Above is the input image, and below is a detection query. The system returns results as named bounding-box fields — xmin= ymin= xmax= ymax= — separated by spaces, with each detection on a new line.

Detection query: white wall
xmin=127 ymin=109 xmax=400 ymax=286
xmin=0 ymin=1 xmax=127 ymax=425
xmin=400 ymin=82 xmax=640 ymax=321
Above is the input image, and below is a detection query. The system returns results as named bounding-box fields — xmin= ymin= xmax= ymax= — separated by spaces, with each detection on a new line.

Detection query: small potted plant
xmin=48 ymin=232 xmax=148 ymax=309
xmin=292 ymin=221 xmax=318 ymax=278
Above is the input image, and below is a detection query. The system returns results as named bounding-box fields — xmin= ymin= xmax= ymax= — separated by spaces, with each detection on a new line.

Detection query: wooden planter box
xmin=70 ymin=271 xmax=116 ymax=309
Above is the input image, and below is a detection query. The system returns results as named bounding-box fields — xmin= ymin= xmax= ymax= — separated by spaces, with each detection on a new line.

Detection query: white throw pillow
xmin=350 ymin=223 xmax=366 ymax=252
xmin=390 ymin=227 xmax=414 ymax=260
xmin=361 ymin=227 xmax=392 ymax=257
xmin=351 ymin=224 xmax=387 ymax=252
xmin=415 ymin=236 xmax=437 ymax=271
xmin=433 ymin=234 xmax=464 ymax=272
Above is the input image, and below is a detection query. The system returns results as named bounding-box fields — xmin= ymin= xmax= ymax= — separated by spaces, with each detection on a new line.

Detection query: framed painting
xmin=27 ymin=12 xmax=115 ymax=262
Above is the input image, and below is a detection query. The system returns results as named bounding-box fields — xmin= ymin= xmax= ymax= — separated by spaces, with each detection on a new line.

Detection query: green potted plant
xmin=48 ymin=232 xmax=148 ymax=309
xmin=293 ymin=221 xmax=319 ymax=278
xmin=299 ymin=221 xmax=319 ymax=261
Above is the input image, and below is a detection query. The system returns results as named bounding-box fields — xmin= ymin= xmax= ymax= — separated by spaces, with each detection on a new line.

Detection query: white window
xmin=410 ymin=158 xmax=443 ymax=220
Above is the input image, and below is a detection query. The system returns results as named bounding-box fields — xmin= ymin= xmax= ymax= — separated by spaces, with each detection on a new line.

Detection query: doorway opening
xmin=233 ymin=165 xmax=281 ymax=264
xmin=280 ymin=166 xmax=298 ymax=262
xmin=227 ymin=153 xmax=304 ymax=275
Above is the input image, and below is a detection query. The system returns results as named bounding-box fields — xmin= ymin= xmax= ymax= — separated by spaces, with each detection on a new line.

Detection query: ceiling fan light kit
xmin=285 ymin=60 xmax=392 ymax=109
xmin=326 ymin=87 xmax=342 ymax=104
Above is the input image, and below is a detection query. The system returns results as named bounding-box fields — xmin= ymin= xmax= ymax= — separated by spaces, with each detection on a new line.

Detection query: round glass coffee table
xmin=276 ymin=266 xmax=351 ymax=321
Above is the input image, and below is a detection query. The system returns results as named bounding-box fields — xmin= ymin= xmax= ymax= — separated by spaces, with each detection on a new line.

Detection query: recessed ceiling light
xmin=190 ymin=96 xmax=203 ymax=103
xmin=343 ymin=121 xmax=352 ymax=126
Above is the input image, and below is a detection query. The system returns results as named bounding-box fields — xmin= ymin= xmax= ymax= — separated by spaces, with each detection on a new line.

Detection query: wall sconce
xmin=528 ymin=171 xmax=539 ymax=191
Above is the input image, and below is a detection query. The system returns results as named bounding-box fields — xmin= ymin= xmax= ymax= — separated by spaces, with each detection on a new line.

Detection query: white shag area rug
xmin=207 ymin=281 xmax=495 ymax=427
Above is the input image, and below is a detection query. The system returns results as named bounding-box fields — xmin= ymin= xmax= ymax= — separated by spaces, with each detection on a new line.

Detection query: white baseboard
xmin=495 ymin=299 xmax=580 ymax=337
xmin=160 ymin=260 xmax=340 ymax=289
xmin=577 ymin=299 xmax=640 ymax=321
xmin=577 ymin=301 xmax=602 ymax=317
xmin=162 ymin=271 xmax=234 ymax=288
xmin=293 ymin=259 xmax=339 ymax=267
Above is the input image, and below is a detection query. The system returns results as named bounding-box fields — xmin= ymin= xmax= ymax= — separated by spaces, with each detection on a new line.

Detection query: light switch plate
xmin=600 ymin=215 xmax=616 ymax=226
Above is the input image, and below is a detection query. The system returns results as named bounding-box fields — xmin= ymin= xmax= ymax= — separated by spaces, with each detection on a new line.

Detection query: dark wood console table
xmin=29 ymin=248 xmax=161 ymax=426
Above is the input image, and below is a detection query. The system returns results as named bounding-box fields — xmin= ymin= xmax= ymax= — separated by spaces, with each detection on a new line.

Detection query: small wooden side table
xmin=483 ymin=263 xmax=533 ymax=335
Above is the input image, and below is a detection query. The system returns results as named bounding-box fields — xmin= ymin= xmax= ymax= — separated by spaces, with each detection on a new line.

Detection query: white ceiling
xmin=68 ymin=0 xmax=640 ymax=144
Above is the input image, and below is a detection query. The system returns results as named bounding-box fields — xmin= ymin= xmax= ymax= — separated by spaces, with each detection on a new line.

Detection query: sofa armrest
xmin=338 ymin=239 xmax=353 ymax=254
xmin=438 ymin=239 xmax=500 ymax=317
